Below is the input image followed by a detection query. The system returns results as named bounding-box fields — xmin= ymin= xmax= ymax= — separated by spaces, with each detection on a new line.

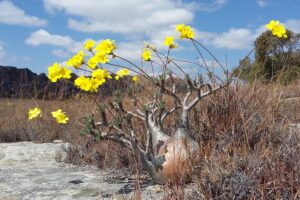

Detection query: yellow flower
xmin=87 ymin=56 xmax=99 ymax=69
xmin=115 ymin=75 xmax=120 ymax=80
xmin=60 ymin=67 xmax=72 ymax=79
xmin=51 ymin=109 xmax=69 ymax=124
xmin=132 ymin=76 xmax=138 ymax=83
xmin=90 ymin=78 xmax=103 ymax=92
xmin=272 ymin=24 xmax=287 ymax=38
xmin=142 ymin=49 xmax=151 ymax=61
xmin=74 ymin=76 xmax=93 ymax=92
xmin=66 ymin=51 xmax=85 ymax=68
xmin=176 ymin=24 xmax=194 ymax=39
xmin=116 ymin=68 xmax=130 ymax=77
xmin=176 ymin=24 xmax=185 ymax=32
xmin=28 ymin=107 xmax=41 ymax=120
xmin=92 ymin=69 xmax=112 ymax=81
xmin=48 ymin=63 xmax=62 ymax=82
xmin=84 ymin=39 xmax=95 ymax=51
xmin=266 ymin=20 xmax=279 ymax=30
xmin=95 ymin=51 xmax=109 ymax=64
xmin=164 ymin=36 xmax=178 ymax=48
xmin=74 ymin=76 xmax=103 ymax=92
xmin=95 ymin=39 xmax=117 ymax=54
xmin=48 ymin=63 xmax=72 ymax=82
xmin=265 ymin=20 xmax=288 ymax=38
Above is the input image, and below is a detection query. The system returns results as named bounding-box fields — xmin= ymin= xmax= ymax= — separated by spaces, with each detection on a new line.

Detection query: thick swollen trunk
xmin=147 ymin=118 xmax=171 ymax=155
xmin=136 ymin=123 xmax=198 ymax=184
xmin=130 ymin=108 xmax=198 ymax=184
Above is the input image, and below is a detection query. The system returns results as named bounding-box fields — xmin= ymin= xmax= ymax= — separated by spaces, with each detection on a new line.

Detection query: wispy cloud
xmin=197 ymin=18 xmax=300 ymax=50
xmin=196 ymin=0 xmax=227 ymax=12
xmin=25 ymin=29 xmax=82 ymax=53
xmin=285 ymin=19 xmax=300 ymax=33
xmin=0 ymin=41 xmax=32 ymax=65
xmin=0 ymin=43 xmax=6 ymax=61
xmin=199 ymin=28 xmax=259 ymax=50
xmin=257 ymin=0 xmax=268 ymax=7
xmin=0 ymin=1 xmax=47 ymax=26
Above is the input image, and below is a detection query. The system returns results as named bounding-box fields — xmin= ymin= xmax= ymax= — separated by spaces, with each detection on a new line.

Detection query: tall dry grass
xmin=0 ymin=97 xmax=132 ymax=169
xmin=185 ymin=82 xmax=300 ymax=199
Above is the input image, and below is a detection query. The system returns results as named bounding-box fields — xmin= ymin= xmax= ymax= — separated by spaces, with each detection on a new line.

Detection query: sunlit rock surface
xmin=0 ymin=142 xmax=162 ymax=200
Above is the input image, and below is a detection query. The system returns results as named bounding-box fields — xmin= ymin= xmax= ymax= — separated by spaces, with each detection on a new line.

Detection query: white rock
xmin=0 ymin=142 xmax=162 ymax=200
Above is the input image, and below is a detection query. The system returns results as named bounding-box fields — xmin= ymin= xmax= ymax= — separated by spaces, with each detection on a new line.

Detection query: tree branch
xmin=100 ymin=132 xmax=133 ymax=150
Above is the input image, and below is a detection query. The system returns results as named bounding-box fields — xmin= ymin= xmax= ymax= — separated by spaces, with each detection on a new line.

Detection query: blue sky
xmin=0 ymin=0 xmax=299 ymax=75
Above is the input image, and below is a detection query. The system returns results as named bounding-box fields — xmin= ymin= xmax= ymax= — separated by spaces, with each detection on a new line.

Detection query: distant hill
xmin=0 ymin=65 xmax=136 ymax=100
xmin=0 ymin=65 xmax=78 ymax=99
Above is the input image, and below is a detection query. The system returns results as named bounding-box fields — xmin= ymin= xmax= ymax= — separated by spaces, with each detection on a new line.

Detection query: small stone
xmin=102 ymin=193 xmax=112 ymax=198
xmin=53 ymin=140 xmax=64 ymax=143
xmin=69 ymin=179 xmax=84 ymax=184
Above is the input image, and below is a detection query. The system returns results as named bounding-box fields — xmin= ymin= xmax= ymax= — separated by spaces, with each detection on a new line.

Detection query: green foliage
xmin=80 ymin=114 xmax=97 ymax=136
xmin=233 ymin=29 xmax=300 ymax=84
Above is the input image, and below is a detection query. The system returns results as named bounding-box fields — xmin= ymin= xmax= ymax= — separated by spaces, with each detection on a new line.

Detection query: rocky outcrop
xmin=0 ymin=65 xmax=78 ymax=99
xmin=0 ymin=142 xmax=164 ymax=200
xmin=0 ymin=65 xmax=134 ymax=100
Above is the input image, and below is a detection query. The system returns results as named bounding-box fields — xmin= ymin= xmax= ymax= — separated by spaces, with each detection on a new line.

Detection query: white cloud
xmin=25 ymin=29 xmax=82 ymax=53
xmin=257 ymin=0 xmax=268 ymax=7
xmin=0 ymin=44 xmax=6 ymax=61
xmin=40 ymin=0 xmax=227 ymax=61
xmin=197 ymin=0 xmax=226 ymax=12
xmin=43 ymin=0 xmax=226 ymax=35
xmin=51 ymin=49 xmax=71 ymax=58
xmin=0 ymin=1 xmax=47 ymax=26
xmin=202 ymin=28 xmax=258 ymax=49
xmin=43 ymin=0 xmax=199 ymax=35
xmin=285 ymin=19 xmax=300 ymax=33
xmin=198 ymin=18 xmax=300 ymax=50
xmin=115 ymin=42 xmax=144 ymax=61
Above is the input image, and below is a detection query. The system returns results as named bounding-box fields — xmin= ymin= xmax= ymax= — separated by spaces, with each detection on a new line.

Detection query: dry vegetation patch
xmin=1 ymin=82 xmax=300 ymax=199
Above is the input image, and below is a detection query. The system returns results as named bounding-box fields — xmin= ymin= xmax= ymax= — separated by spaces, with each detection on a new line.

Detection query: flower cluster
xmin=84 ymin=39 xmax=95 ymax=51
xmin=74 ymin=76 xmax=99 ymax=92
xmin=51 ymin=109 xmax=69 ymax=124
xmin=115 ymin=68 xmax=130 ymax=80
xmin=28 ymin=107 xmax=69 ymax=124
xmin=48 ymin=63 xmax=72 ymax=82
xmin=176 ymin=24 xmax=194 ymax=39
xmin=74 ymin=69 xmax=113 ymax=92
xmin=132 ymin=76 xmax=139 ymax=83
xmin=67 ymin=50 xmax=85 ymax=68
xmin=142 ymin=48 xmax=151 ymax=61
xmin=94 ymin=39 xmax=117 ymax=54
xmin=47 ymin=24 xmax=200 ymax=94
xmin=266 ymin=20 xmax=288 ymax=38
xmin=164 ymin=36 xmax=178 ymax=48
xmin=28 ymin=107 xmax=41 ymax=120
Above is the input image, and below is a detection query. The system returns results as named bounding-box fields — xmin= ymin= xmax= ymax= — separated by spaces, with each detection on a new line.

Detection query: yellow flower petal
xmin=51 ymin=109 xmax=69 ymax=124
xmin=28 ymin=107 xmax=41 ymax=120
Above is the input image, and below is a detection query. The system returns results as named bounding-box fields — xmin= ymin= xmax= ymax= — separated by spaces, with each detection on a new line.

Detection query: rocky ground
xmin=0 ymin=141 xmax=165 ymax=200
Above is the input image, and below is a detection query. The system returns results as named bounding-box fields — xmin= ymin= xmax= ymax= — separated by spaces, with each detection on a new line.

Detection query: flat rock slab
xmin=0 ymin=142 xmax=162 ymax=200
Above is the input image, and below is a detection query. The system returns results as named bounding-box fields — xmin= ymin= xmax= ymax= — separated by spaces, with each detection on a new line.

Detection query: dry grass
xmin=185 ymin=83 xmax=300 ymax=199
xmin=1 ymin=81 xmax=300 ymax=199
xmin=0 ymin=97 xmax=132 ymax=170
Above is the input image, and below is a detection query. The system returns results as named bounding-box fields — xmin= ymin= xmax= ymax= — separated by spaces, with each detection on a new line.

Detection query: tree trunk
xmin=135 ymin=126 xmax=199 ymax=184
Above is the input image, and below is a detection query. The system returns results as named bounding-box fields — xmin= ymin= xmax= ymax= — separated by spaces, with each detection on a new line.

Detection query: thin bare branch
xmin=100 ymin=132 xmax=132 ymax=150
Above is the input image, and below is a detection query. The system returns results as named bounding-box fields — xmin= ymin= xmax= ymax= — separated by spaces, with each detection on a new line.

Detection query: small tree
xmin=28 ymin=20 xmax=288 ymax=184
xmin=233 ymin=28 xmax=300 ymax=84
